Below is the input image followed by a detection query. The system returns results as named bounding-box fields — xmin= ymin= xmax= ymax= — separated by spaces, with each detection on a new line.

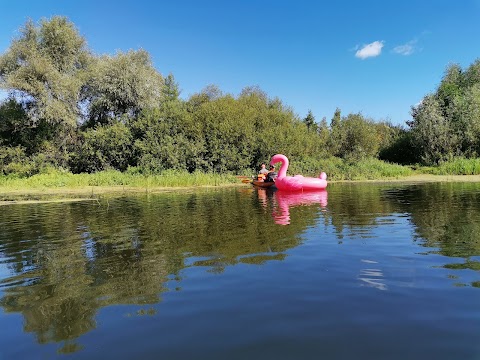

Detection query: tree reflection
xmin=387 ymin=183 xmax=480 ymax=285
xmin=0 ymin=189 xmax=320 ymax=350
xmin=1 ymin=183 xmax=479 ymax=352
xmin=325 ymin=183 xmax=400 ymax=242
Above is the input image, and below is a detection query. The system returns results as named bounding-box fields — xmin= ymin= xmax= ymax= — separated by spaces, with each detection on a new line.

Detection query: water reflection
xmin=0 ymin=183 xmax=479 ymax=357
xmin=0 ymin=190 xmax=317 ymax=350
xmin=358 ymin=259 xmax=387 ymax=291
xmin=253 ymin=188 xmax=328 ymax=225
xmin=382 ymin=183 xmax=480 ymax=276
xmin=272 ymin=190 xmax=328 ymax=225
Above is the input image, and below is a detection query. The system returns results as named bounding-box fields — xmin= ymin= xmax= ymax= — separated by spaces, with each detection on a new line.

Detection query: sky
xmin=1 ymin=0 xmax=479 ymax=126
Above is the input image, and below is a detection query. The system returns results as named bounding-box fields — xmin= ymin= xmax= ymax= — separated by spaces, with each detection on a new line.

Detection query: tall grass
xmin=289 ymin=157 xmax=413 ymax=180
xmin=0 ymin=168 xmax=239 ymax=190
xmin=6 ymin=157 xmax=480 ymax=193
xmin=431 ymin=158 xmax=480 ymax=175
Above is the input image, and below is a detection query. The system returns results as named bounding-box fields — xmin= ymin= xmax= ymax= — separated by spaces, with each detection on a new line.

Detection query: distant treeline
xmin=1 ymin=16 xmax=480 ymax=177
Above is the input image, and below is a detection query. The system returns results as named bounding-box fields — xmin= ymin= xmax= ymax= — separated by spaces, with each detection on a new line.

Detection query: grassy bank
xmin=2 ymin=158 xmax=480 ymax=201
xmin=0 ymin=169 xmax=240 ymax=192
xmin=429 ymin=158 xmax=480 ymax=175
xmin=289 ymin=157 xmax=414 ymax=180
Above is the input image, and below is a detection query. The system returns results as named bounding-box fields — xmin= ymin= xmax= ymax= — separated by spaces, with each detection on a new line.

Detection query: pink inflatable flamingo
xmin=270 ymin=154 xmax=327 ymax=191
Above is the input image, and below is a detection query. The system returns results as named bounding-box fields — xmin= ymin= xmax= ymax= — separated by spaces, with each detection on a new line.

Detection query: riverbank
xmin=1 ymin=173 xmax=480 ymax=205
xmin=332 ymin=174 xmax=480 ymax=184
xmin=0 ymin=183 xmax=246 ymax=205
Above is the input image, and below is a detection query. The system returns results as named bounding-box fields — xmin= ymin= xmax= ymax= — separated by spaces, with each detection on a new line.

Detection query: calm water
xmin=0 ymin=183 xmax=479 ymax=359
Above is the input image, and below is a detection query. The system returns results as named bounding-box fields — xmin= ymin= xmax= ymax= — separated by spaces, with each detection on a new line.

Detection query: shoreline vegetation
xmin=2 ymin=159 xmax=480 ymax=205
xmin=2 ymin=16 xmax=480 ymax=205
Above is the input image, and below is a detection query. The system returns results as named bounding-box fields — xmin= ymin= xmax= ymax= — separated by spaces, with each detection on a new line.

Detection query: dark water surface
xmin=0 ymin=183 xmax=479 ymax=359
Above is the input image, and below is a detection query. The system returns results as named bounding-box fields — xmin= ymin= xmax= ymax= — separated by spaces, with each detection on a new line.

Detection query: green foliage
xmin=334 ymin=157 xmax=413 ymax=180
xmin=341 ymin=113 xmax=380 ymax=159
xmin=328 ymin=112 xmax=384 ymax=160
xmin=379 ymin=127 xmax=418 ymax=164
xmin=303 ymin=110 xmax=317 ymax=132
xmin=0 ymin=146 xmax=29 ymax=176
xmin=0 ymin=16 xmax=91 ymax=127
xmin=131 ymin=95 xmax=206 ymax=173
xmin=0 ymin=146 xmax=60 ymax=178
xmin=72 ymin=122 xmax=133 ymax=173
xmin=431 ymin=157 xmax=480 ymax=175
xmin=451 ymin=84 xmax=480 ymax=156
xmin=162 ymin=73 xmax=180 ymax=101
xmin=0 ymin=169 xmax=239 ymax=189
xmin=282 ymin=155 xmax=412 ymax=180
xmin=410 ymin=59 xmax=480 ymax=165
xmin=3 ymin=16 xmax=480 ymax=179
xmin=83 ymin=50 xmax=163 ymax=126
xmin=328 ymin=107 xmax=342 ymax=156
xmin=0 ymin=98 xmax=59 ymax=154
xmin=317 ymin=117 xmax=329 ymax=144
xmin=194 ymin=94 xmax=256 ymax=172
xmin=410 ymin=95 xmax=459 ymax=164
xmin=331 ymin=107 xmax=341 ymax=128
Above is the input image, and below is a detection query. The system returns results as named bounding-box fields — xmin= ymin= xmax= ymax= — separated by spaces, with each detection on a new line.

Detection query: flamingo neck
xmin=272 ymin=154 xmax=288 ymax=178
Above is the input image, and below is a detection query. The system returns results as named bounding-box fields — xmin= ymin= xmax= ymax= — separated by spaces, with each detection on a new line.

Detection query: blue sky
xmin=1 ymin=0 xmax=479 ymax=125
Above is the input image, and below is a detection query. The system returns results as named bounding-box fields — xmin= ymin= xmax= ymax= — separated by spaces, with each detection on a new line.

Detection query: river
xmin=0 ymin=182 xmax=479 ymax=359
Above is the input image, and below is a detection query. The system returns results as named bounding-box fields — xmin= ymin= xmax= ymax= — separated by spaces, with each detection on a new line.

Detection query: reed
xmin=431 ymin=158 xmax=480 ymax=175
xmin=0 ymin=169 xmax=239 ymax=190
xmin=289 ymin=157 xmax=413 ymax=180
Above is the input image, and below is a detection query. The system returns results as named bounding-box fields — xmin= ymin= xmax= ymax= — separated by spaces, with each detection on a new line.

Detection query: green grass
xmin=289 ymin=157 xmax=413 ymax=180
xmin=0 ymin=169 xmax=240 ymax=190
xmin=430 ymin=158 xmax=480 ymax=175
xmin=3 ymin=156 xmax=480 ymax=194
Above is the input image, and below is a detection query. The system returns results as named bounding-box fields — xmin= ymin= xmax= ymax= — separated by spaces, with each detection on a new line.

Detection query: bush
xmin=71 ymin=122 xmax=134 ymax=173
xmin=432 ymin=157 xmax=480 ymax=175
xmin=0 ymin=146 xmax=34 ymax=177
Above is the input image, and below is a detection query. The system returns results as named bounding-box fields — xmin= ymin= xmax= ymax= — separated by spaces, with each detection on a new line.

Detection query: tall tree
xmin=329 ymin=107 xmax=343 ymax=156
xmin=303 ymin=110 xmax=317 ymax=132
xmin=162 ymin=73 xmax=180 ymax=101
xmin=83 ymin=50 xmax=164 ymax=126
xmin=331 ymin=107 xmax=341 ymax=128
xmin=317 ymin=116 xmax=330 ymax=147
xmin=0 ymin=16 xmax=91 ymax=127
xmin=410 ymin=95 xmax=459 ymax=164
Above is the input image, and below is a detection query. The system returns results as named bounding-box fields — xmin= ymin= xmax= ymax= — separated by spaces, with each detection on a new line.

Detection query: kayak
xmin=252 ymin=180 xmax=275 ymax=188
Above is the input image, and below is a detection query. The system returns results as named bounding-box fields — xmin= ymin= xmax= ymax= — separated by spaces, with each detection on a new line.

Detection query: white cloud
xmin=355 ymin=41 xmax=384 ymax=59
xmin=393 ymin=39 xmax=418 ymax=56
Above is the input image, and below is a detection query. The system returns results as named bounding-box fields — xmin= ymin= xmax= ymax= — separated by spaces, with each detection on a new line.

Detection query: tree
xmin=83 ymin=50 xmax=164 ymax=126
xmin=409 ymin=95 xmax=459 ymax=164
xmin=303 ymin=110 xmax=317 ymax=132
xmin=193 ymin=95 xmax=256 ymax=172
xmin=132 ymin=103 xmax=206 ymax=173
xmin=0 ymin=97 xmax=61 ymax=158
xmin=437 ymin=63 xmax=463 ymax=113
xmin=331 ymin=107 xmax=341 ymax=128
xmin=451 ymin=84 xmax=480 ymax=156
xmin=317 ymin=117 xmax=330 ymax=147
xmin=337 ymin=113 xmax=380 ymax=159
xmin=0 ymin=98 xmax=30 ymax=148
xmin=329 ymin=107 xmax=343 ymax=156
xmin=71 ymin=122 xmax=134 ymax=172
xmin=162 ymin=73 xmax=180 ymax=101
xmin=0 ymin=16 xmax=91 ymax=127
